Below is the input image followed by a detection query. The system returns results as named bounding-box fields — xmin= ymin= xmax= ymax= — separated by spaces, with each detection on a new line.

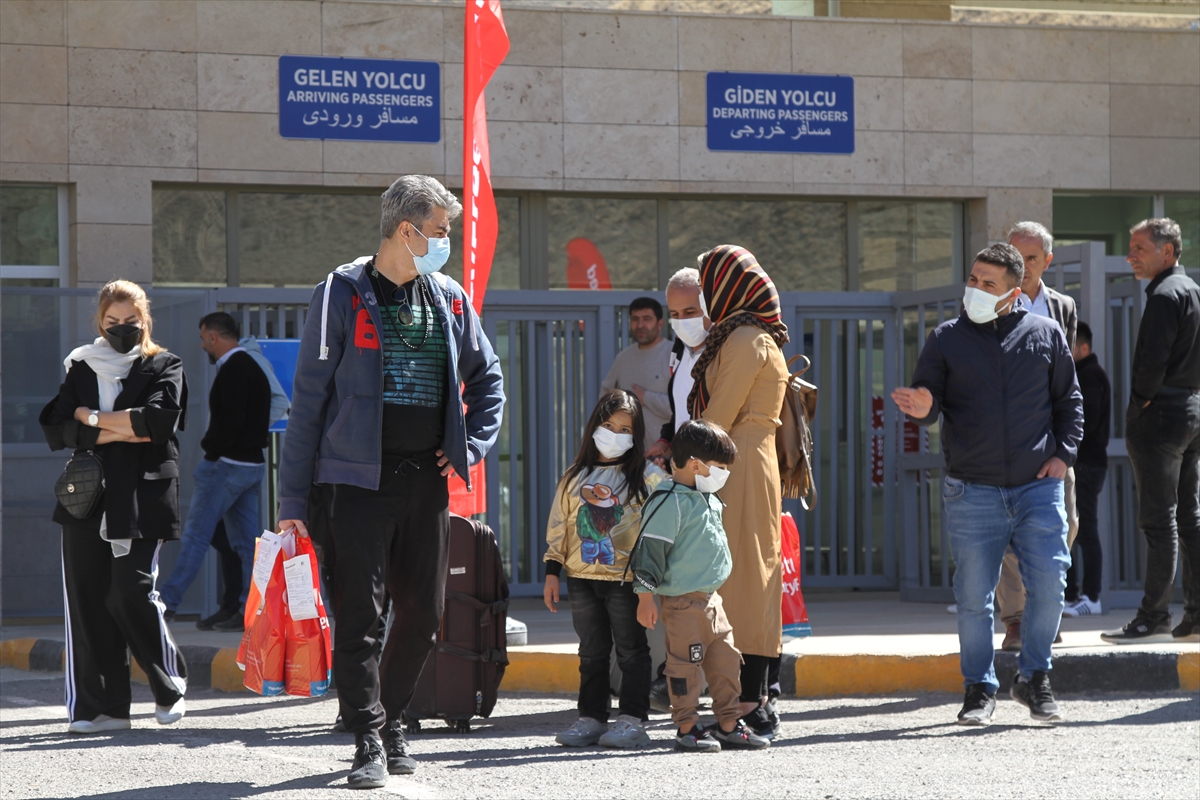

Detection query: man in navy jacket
xmin=277 ymin=175 xmax=504 ymax=789
xmin=893 ymin=243 xmax=1082 ymax=727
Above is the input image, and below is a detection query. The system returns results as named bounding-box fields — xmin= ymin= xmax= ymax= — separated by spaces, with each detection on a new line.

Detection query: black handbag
xmin=54 ymin=450 xmax=105 ymax=519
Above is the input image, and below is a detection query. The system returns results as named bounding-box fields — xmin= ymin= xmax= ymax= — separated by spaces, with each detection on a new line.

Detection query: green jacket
xmin=631 ymin=480 xmax=732 ymax=596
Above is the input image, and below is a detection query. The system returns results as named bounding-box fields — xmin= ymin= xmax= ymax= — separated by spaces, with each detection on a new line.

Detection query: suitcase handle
xmin=436 ymin=642 xmax=509 ymax=665
xmin=444 ymin=590 xmax=509 ymax=625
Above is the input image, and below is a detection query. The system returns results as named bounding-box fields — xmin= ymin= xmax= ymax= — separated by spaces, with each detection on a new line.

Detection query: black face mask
xmin=103 ymin=324 xmax=142 ymax=355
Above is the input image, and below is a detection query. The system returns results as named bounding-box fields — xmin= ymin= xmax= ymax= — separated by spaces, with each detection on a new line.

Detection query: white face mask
xmin=694 ymin=463 xmax=730 ymax=494
xmin=671 ymin=316 xmax=709 ymax=348
xmin=963 ymin=286 xmax=1015 ymax=324
xmin=593 ymin=426 xmax=634 ymax=459
xmin=405 ymin=224 xmax=451 ymax=275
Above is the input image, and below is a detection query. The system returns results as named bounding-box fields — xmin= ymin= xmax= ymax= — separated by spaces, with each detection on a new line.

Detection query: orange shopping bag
xmin=280 ymin=532 xmax=332 ymax=697
xmin=237 ymin=531 xmax=288 ymax=695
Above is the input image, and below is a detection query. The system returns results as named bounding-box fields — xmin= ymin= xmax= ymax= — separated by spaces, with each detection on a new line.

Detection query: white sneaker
xmin=946 ymin=604 xmax=957 ymax=614
xmin=1063 ymin=597 xmax=1102 ymax=617
xmin=68 ymin=714 xmax=131 ymax=735
xmin=597 ymin=714 xmax=651 ymax=749
xmin=555 ymin=716 xmax=605 ymax=747
xmin=155 ymin=697 xmax=186 ymax=725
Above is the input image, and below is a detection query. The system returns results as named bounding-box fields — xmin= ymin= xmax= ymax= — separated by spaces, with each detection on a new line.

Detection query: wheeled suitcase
xmin=403 ymin=514 xmax=510 ymax=733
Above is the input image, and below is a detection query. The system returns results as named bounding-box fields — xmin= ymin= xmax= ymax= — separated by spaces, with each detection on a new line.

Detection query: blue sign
xmin=707 ymin=72 xmax=854 ymax=154
xmin=279 ymin=55 xmax=440 ymax=143
xmin=259 ymin=339 xmax=300 ymax=432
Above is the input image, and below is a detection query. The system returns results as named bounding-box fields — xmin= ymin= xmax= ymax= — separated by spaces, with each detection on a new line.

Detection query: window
xmin=443 ymin=195 xmax=521 ymax=290
xmin=1164 ymin=195 xmax=1200 ymax=263
xmin=857 ymin=201 xmax=960 ymax=292
xmin=1 ymin=183 xmax=63 ymax=282
xmin=668 ymin=198 xmax=847 ymax=292
xmin=153 ymin=189 xmax=227 ymax=286
xmin=239 ymin=193 xmax=379 ymax=288
xmin=548 ymin=197 xmax=658 ymax=290
xmin=1053 ymin=195 xmax=1154 ymax=257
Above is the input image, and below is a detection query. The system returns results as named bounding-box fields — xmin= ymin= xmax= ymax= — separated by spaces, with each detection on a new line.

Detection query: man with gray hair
xmin=647 ymin=267 xmax=713 ymax=463
xmin=991 ymin=221 xmax=1080 ymax=651
xmin=1103 ymin=218 xmax=1200 ymax=645
xmin=277 ymin=175 xmax=505 ymax=788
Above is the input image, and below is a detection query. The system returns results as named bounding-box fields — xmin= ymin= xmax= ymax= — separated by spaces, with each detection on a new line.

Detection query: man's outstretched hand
xmin=891 ymin=387 xmax=933 ymax=419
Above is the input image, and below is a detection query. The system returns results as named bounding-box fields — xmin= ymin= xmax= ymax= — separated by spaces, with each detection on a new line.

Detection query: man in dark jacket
xmin=276 ymin=175 xmax=505 ymax=789
xmin=1103 ymin=218 xmax=1200 ymax=645
xmin=161 ymin=312 xmax=270 ymax=624
xmin=994 ymin=222 xmax=1081 ymax=651
xmin=1064 ymin=322 xmax=1111 ymax=617
xmin=892 ymin=243 xmax=1083 ymax=726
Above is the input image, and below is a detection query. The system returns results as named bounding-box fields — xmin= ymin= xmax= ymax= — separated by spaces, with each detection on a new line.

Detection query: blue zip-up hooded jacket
xmin=277 ymin=257 xmax=504 ymax=523
xmin=908 ymin=306 xmax=1082 ymax=488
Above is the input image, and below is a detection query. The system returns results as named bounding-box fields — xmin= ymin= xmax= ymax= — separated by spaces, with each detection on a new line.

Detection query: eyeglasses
xmin=393 ymin=287 xmax=414 ymax=326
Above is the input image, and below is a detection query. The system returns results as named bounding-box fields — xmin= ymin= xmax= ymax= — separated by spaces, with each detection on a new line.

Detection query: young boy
xmin=631 ymin=420 xmax=770 ymax=752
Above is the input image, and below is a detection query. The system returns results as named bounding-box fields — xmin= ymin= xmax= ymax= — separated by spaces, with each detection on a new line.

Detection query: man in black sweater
xmin=1063 ymin=322 xmax=1111 ymax=617
xmin=161 ymin=312 xmax=271 ymax=624
xmin=1104 ymin=218 xmax=1200 ymax=644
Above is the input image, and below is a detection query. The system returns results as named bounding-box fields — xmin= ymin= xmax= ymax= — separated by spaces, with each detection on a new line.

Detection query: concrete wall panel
xmin=973 ymin=133 xmax=1109 ymax=189
xmin=794 ymin=130 xmax=905 ymax=186
xmin=72 ymin=222 xmax=153 ymax=284
xmin=904 ymin=78 xmax=971 ymax=133
xmin=793 ymin=19 xmax=904 ymax=78
xmin=856 ymin=77 xmax=904 ymax=132
xmin=563 ymin=68 xmax=676 ymax=126
xmin=902 ymin=23 xmax=971 ymax=80
xmin=198 ymin=53 xmax=277 ymax=114
xmin=972 ymin=26 xmax=1109 ymax=85
xmin=195 ymin=0 xmax=319 ymax=57
xmin=680 ymin=16 xmax=790 ymax=74
xmin=0 ymin=102 xmax=68 ymax=164
xmin=679 ymin=126 xmax=790 ymax=184
xmin=69 ymin=106 xmax=196 ymax=168
xmin=196 ymin=111 xmax=317 ymax=172
xmin=66 ymin=0 xmax=195 ymax=52
xmin=487 ymin=120 xmax=563 ymax=180
xmin=973 ymin=80 xmax=1108 ymax=136
xmin=564 ymin=13 xmax=676 ymax=71
xmin=1110 ymin=83 xmax=1200 ymax=139
xmin=322 ymin=1 xmax=444 ymax=61
xmin=1111 ymin=136 xmax=1200 ymax=192
xmin=68 ymin=48 xmax=197 ymax=110
xmin=905 ymin=131 xmax=972 ymax=186
xmin=564 ymin=122 xmax=679 ymax=181
xmin=1110 ymin=31 xmax=1200 ymax=86
xmin=0 ymin=0 xmax=65 ymax=46
xmin=487 ymin=65 xmax=564 ymax=123
xmin=1 ymin=44 xmax=67 ymax=106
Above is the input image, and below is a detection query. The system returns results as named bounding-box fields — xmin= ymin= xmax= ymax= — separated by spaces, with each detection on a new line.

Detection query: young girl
xmin=544 ymin=390 xmax=665 ymax=749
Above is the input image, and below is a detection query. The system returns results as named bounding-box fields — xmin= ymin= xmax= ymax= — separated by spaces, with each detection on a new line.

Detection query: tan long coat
xmin=700 ymin=326 xmax=789 ymax=657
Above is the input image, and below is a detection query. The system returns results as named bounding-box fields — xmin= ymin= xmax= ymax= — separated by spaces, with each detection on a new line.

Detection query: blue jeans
xmin=944 ymin=475 xmax=1069 ymax=692
xmin=160 ymin=459 xmax=264 ymax=612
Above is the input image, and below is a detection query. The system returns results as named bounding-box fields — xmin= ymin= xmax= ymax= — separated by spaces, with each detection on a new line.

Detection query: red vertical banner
xmin=452 ymin=0 xmax=509 ymax=517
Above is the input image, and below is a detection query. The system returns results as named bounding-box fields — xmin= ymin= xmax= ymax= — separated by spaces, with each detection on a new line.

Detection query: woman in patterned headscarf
xmin=688 ymin=244 xmax=789 ymax=738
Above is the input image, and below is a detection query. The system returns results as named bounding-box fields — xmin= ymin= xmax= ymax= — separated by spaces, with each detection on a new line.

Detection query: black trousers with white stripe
xmin=61 ymin=520 xmax=187 ymax=723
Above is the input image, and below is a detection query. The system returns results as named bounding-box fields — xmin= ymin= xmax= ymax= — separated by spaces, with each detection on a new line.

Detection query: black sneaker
xmin=1172 ymin=615 xmax=1200 ymax=643
xmin=711 ymin=720 xmax=770 ymax=750
xmin=675 ymin=723 xmax=721 ymax=752
xmin=1100 ymin=616 xmax=1173 ymax=644
xmin=212 ymin=614 xmax=245 ymax=632
xmin=649 ymin=676 xmax=672 ymax=714
xmin=739 ymin=705 xmax=777 ymax=740
xmin=382 ymin=719 xmax=417 ymax=775
xmin=1010 ymin=671 xmax=1063 ymax=723
xmin=956 ymin=683 xmax=996 ymax=726
xmin=162 ymin=609 xmax=176 ymax=623
xmin=347 ymin=731 xmax=387 ymax=789
xmin=196 ymin=609 xmax=236 ymax=631
xmin=333 ymin=714 xmax=346 ymax=733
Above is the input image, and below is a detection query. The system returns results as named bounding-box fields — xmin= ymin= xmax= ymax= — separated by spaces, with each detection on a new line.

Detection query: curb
xmin=4 ymin=637 xmax=1198 ymax=696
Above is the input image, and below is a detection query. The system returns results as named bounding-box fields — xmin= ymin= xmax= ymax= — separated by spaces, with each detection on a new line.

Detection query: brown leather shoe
xmin=1002 ymin=621 xmax=1022 ymax=652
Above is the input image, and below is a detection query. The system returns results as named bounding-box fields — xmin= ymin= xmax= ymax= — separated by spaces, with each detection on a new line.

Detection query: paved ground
xmin=3 ymin=667 xmax=1198 ymax=799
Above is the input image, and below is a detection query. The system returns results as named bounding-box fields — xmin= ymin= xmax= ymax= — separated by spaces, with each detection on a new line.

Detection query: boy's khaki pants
xmin=661 ymin=591 xmax=742 ymax=732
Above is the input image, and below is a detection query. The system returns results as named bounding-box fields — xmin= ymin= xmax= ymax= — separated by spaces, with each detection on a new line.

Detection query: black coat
xmin=909 ymin=308 xmax=1083 ymax=488
xmin=40 ymin=352 xmax=189 ymax=540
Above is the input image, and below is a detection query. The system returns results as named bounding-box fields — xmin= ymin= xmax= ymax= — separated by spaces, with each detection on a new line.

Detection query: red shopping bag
xmin=280 ymin=533 xmax=332 ymax=697
xmin=781 ymin=513 xmax=812 ymax=639
xmin=237 ymin=532 xmax=288 ymax=695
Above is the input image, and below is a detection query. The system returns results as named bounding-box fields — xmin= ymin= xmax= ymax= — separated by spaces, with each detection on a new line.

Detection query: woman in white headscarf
xmin=40 ymin=279 xmax=190 ymax=734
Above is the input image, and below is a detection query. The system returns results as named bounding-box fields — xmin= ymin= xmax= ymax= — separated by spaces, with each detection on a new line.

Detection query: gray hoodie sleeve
xmin=277 ymin=279 xmax=348 ymax=523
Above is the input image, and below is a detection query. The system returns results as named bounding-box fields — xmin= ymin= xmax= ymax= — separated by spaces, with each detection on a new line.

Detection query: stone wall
xmin=1 ymin=0 xmax=1197 ymax=284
